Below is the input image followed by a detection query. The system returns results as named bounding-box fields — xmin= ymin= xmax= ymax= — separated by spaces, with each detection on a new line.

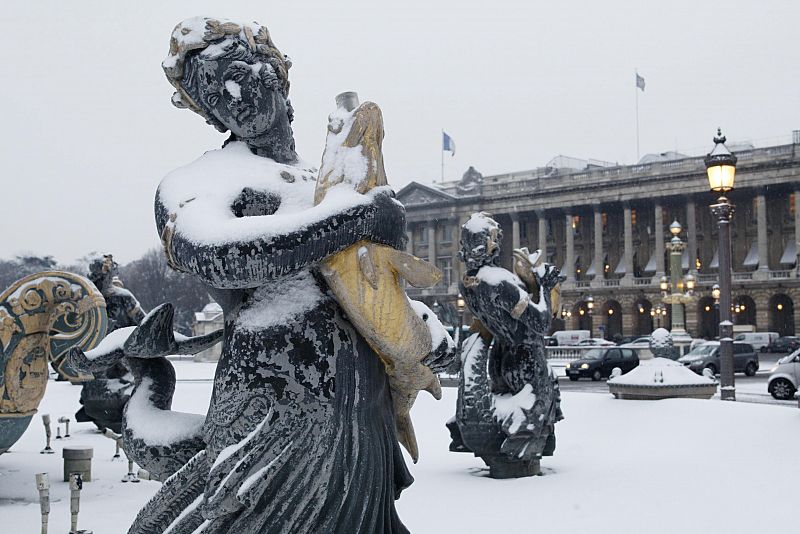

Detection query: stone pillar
xmin=564 ymin=212 xmax=575 ymax=280
xmin=685 ymin=300 xmax=698 ymax=337
xmin=623 ymin=203 xmax=634 ymax=281
xmin=756 ymin=192 xmax=769 ymax=274
xmin=452 ymin=216 xmax=468 ymax=289
xmin=686 ymin=198 xmax=698 ymax=274
xmin=405 ymin=228 xmax=414 ymax=254
xmin=427 ymin=223 xmax=436 ymax=264
xmin=654 ymin=202 xmax=665 ymax=278
xmin=621 ymin=304 xmax=635 ymax=337
xmin=511 ymin=213 xmax=521 ymax=251
xmin=593 ymin=206 xmax=604 ymax=282
xmin=795 ymin=191 xmax=800 ymax=275
xmin=537 ymin=210 xmax=547 ymax=257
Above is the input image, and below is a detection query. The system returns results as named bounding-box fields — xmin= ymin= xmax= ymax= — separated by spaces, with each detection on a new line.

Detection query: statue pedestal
xmin=485 ymin=456 xmax=541 ymax=479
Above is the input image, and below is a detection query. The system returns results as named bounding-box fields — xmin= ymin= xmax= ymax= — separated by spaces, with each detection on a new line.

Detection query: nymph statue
xmin=448 ymin=212 xmax=564 ymax=478
xmin=71 ymin=16 xmax=450 ymax=534
xmin=75 ymin=255 xmax=146 ymax=432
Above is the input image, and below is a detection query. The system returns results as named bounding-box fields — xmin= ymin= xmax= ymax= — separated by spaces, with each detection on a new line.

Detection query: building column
xmin=537 ymin=210 xmax=547 ymax=258
xmin=654 ymin=202 xmax=665 ymax=278
xmin=593 ymin=206 xmax=604 ymax=283
xmin=564 ymin=212 xmax=575 ymax=281
xmin=405 ymin=228 xmax=414 ymax=255
xmin=621 ymin=305 xmax=635 ymax=337
xmin=686 ymin=198 xmax=698 ymax=274
xmin=427 ymin=223 xmax=437 ymax=264
xmin=452 ymin=215 xmax=468 ymax=288
xmin=510 ymin=213 xmax=521 ymax=251
xmin=795 ymin=191 xmax=800 ymax=276
xmin=623 ymin=203 xmax=634 ymax=281
xmin=756 ymin=191 xmax=769 ymax=274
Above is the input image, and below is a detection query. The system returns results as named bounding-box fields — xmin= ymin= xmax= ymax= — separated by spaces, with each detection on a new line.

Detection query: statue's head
xmin=459 ymin=212 xmax=502 ymax=271
xmin=88 ymin=254 xmax=118 ymax=291
xmin=163 ymin=18 xmax=293 ymax=145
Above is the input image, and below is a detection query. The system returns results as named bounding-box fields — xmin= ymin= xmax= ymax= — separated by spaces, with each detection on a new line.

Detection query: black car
xmin=768 ymin=336 xmax=799 ymax=354
xmin=565 ymin=347 xmax=640 ymax=381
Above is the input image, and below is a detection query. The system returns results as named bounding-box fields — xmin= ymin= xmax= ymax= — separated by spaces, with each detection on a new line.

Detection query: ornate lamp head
xmin=704 ymin=128 xmax=737 ymax=193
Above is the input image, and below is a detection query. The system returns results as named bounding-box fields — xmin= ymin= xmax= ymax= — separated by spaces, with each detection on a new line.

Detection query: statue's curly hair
xmin=163 ymin=17 xmax=292 ymax=132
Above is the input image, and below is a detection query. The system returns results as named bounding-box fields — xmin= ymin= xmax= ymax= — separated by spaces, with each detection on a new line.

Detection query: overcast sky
xmin=2 ymin=0 xmax=798 ymax=264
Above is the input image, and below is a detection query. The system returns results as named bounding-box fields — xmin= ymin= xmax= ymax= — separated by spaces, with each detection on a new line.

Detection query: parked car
xmin=767 ymin=336 xmax=799 ymax=354
xmin=550 ymin=330 xmax=591 ymax=346
xmin=733 ymin=332 xmax=778 ymax=353
xmin=577 ymin=338 xmax=616 ymax=347
xmin=767 ymin=350 xmax=800 ymax=399
xmin=677 ymin=341 xmax=759 ymax=376
xmin=565 ymin=347 xmax=639 ymax=381
xmin=618 ymin=336 xmax=655 ymax=359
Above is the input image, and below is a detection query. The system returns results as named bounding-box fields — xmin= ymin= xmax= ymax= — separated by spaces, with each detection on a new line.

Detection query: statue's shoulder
xmin=475 ymin=266 xmax=524 ymax=289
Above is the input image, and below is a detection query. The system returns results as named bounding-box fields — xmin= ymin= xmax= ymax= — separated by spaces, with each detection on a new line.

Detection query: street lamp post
xmin=660 ymin=221 xmax=696 ymax=353
xmin=705 ymin=128 xmax=737 ymax=401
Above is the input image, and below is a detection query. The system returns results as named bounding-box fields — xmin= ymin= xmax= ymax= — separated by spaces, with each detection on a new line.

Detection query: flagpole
xmin=635 ymin=69 xmax=640 ymax=162
xmin=441 ymin=129 xmax=445 ymax=183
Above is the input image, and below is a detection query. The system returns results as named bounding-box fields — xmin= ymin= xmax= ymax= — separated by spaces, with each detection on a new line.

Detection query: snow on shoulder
xmin=158 ymin=142 xmax=373 ymax=245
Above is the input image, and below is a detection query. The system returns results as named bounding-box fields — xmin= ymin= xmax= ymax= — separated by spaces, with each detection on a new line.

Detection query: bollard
xmin=40 ymin=415 xmax=54 ymax=454
xmin=122 ymin=456 xmax=140 ymax=483
xmin=55 ymin=426 xmax=62 ymax=440
xmin=58 ymin=417 xmax=71 ymax=438
xmin=68 ymin=473 xmax=93 ymax=534
xmin=62 ymin=447 xmax=93 ymax=482
xmin=35 ymin=473 xmax=49 ymax=534
xmin=102 ymin=428 xmax=122 ymax=461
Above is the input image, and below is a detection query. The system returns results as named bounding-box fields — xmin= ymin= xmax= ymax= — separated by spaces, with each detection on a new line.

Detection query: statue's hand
xmin=535 ymin=264 xmax=564 ymax=292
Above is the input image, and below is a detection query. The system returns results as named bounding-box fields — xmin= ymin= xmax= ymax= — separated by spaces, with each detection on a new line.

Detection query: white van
xmin=734 ymin=332 xmax=778 ymax=352
xmin=551 ymin=330 xmax=591 ymax=346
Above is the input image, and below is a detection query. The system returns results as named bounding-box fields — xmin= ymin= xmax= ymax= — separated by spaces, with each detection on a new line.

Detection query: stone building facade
xmin=192 ymin=301 xmax=223 ymax=361
xmin=397 ymin=136 xmax=800 ymax=340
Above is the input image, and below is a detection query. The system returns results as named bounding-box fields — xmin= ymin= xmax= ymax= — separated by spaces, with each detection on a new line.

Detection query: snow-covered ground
xmin=2 ymin=363 xmax=798 ymax=534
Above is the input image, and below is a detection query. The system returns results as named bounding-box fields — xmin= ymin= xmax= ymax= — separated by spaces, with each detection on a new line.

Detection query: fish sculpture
xmin=314 ymin=93 xmax=444 ymax=462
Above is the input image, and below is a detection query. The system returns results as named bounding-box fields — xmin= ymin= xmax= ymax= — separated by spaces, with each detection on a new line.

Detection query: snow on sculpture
xmin=70 ymin=16 xmax=451 ymax=534
xmin=447 ymin=212 xmax=564 ymax=478
xmin=75 ymin=254 xmax=146 ymax=433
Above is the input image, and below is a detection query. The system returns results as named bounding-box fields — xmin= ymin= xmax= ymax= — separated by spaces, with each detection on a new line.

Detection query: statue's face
xmin=459 ymin=225 xmax=501 ymax=271
xmin=189 ymin=45 xmax=288 ymax=139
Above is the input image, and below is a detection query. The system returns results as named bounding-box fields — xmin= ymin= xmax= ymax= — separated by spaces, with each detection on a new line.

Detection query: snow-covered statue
xmin=448 ymin=212 xmax=564 ymax=478
xmin=75 ymin=254 xmax=146 ymax=432
xmin=71 ymin=16 xmax=452 ymax=534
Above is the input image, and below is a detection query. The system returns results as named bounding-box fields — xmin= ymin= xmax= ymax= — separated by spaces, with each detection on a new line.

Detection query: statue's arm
xmin=155 ymin=188 xmax=406 ymax=289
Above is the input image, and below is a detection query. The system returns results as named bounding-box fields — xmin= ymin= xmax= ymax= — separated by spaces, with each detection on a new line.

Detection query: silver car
xmin=767 ymin=350 xmax=800 ymax=399
xmin=677 ymin=341 xmax=759 ymax=376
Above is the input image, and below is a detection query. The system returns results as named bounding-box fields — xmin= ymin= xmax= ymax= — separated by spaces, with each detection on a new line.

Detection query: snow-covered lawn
xmin=2 ymin=363 xmax=798 ymax=534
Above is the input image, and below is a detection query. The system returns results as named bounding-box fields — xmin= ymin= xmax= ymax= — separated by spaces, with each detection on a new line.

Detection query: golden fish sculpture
xmin=315 ymin=92 xmax=442 ymax=462
xmin=512 ymin=247 xmax=561 ymax=312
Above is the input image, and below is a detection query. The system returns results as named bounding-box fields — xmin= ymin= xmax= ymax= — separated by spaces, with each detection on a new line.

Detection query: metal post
xmin=40 ymin=415 xmax=54 ymax=454
xmin=713 ymin=198 xmax=736 ymax=401
xmin=69 ymin=473 xmax=81 ymax=533
xmin=59 ymin=416 xmax=71 ymax=438
xmin=35 ymin=473 xmax=49 ymax=534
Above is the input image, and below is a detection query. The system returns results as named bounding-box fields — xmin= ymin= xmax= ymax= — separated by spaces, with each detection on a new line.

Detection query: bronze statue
xmin=71 ymin=16 xmax=450 ymax=534
xmin=448 ymin=212 xmax=564 ymax=478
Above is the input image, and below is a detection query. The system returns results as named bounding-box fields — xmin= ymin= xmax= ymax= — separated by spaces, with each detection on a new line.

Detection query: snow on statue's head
xmin=459 ymin=212 xmax=502 ymax=271
xmin=163 ymin=17 xmax=293 ymax=140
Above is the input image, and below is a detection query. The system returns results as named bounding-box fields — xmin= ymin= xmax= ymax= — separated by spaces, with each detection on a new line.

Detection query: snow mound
xmin=608 ymin=357 xmax=715 ymax=386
